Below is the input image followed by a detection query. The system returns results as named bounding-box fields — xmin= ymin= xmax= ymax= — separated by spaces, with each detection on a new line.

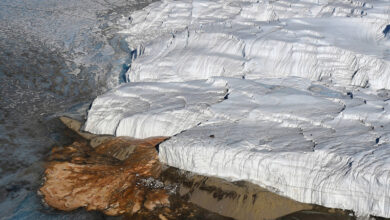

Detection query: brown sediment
xmin=278 ymin=208 xmax=354 ymax=220
xmin=161 ymin=167 xmax=314 ymax=220
xmin=40 ymin=117 xmax=356 ymax=220
xmin=39 ymin=136 xmax=169 ymax=216
xmin=129 ymin=194 xmax=234 ymax=220
xmin=144 ymin=189 xmax=170 ymax=211
xmin=40 ymin=117 xmax=234 ymax=219
xmin=160 ymin=167 xmax=357 ymax=220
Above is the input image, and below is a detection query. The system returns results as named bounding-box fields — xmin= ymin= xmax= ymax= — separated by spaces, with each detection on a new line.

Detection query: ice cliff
xmin=85 ymin=0 xmax=390 ymax=217
xmin=84 ymin=79 xmax=228 ymax=137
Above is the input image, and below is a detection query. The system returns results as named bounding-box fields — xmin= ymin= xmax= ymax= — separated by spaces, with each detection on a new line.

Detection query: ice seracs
xmin=85 ymin=0 xmax=390 ymax=218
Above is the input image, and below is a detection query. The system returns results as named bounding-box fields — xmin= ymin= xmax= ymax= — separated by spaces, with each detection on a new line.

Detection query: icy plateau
xmin=84 ymin=0 xmax=390 ymax=218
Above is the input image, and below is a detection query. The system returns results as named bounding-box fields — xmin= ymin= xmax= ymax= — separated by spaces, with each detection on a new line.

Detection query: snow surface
xmin=85 ymin=0 xmax=390 ymax=217
xmin=120 ymin=0 xmax=390 ymax=89
xmin=84 ymin=79 xmax=228 ymax=137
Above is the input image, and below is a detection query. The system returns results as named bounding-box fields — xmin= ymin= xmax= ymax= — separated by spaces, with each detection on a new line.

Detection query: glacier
xmin=86 ymin=76 xmax=390 ymax=217
xmin=84 ymin=79 xmax=228 ymax=137
xmin=84 ymin=0 xmax=390 ymax=218
xmin=120 ymin=0 xmax=390 ymax=89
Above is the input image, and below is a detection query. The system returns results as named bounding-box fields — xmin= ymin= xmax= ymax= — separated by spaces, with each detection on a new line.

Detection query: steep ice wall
xmin=84 ymin=0 xmax=390 ymax=218
xmin=158 ymin=77 xmax=390 ymax=218
xmin=86 ymin=76 xmax=390 ymax=217
xmin=119 ymin=0 xmax=390 ymax=89
xmin=84 ymin=78 xmax=228 ymax=138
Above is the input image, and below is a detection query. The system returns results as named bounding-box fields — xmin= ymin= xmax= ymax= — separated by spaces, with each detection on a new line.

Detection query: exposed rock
xmin=60 ymin=116 xmax=96 ymax=140
xmin=59 ymin=116 xmax=114 ymax=148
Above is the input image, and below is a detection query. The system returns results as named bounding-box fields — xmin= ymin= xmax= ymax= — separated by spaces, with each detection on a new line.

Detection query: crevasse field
xmin=84 ymin=0 xmax=390 ymax=218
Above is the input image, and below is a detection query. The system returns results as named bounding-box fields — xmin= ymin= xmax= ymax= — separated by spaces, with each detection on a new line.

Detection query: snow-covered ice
xmin=86 ymin=76 xmax=390 ymax=217
xmin=84 ymin=79 xmax=228 ymax=138
xmin=159 ymin=77 xmax=390 ymax=218
xmin=120 ymin=0 xmax=390 ymax=89
xmin=85 ymin=0 xmax=390 ymax=217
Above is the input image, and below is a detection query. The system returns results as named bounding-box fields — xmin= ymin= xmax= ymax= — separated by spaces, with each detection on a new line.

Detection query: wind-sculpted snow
xmin=86 ymin=76 xmax=390 ymax=217
xmin=120 ymin=0 xmax=390 ymax=89
xmin=84 ymin=79 xmax=228 ymax=138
